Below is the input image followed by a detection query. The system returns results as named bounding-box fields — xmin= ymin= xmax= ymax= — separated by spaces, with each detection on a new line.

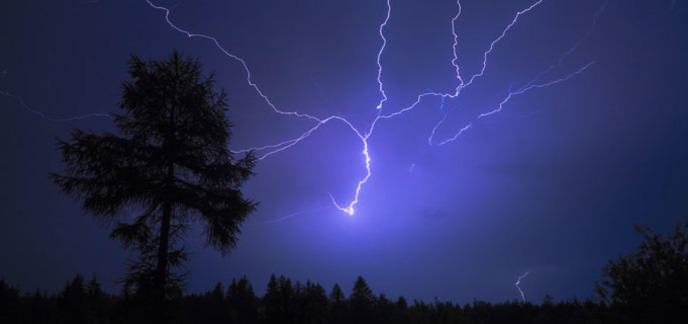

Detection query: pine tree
xmin=351 ymin=276 xmax=374 ymax=305
xmin=328 ymin=283 xmax=347 ymax=324
xmin=329 ymin=283 xmax=345 ymax=304
xmin=52 ymin=51 xmax=256 ymax=307
xmin=350 ymin=276 xmax=375 ymax=323
xmin=60 ymin=274 xmax=86 ymax=324
xmin=227 ymin=276 xmax=258 ymax=324
xmin=263 ymin=274 xmax=282 ymax=323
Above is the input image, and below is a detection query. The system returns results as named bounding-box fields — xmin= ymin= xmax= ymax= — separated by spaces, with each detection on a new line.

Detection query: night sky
xmin=1 ymin=0 xmax=687 ymax=304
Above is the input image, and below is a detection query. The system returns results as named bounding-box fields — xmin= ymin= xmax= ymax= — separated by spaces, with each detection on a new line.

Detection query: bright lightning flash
xmin=2 ymin=0 xmax=605 ymax=216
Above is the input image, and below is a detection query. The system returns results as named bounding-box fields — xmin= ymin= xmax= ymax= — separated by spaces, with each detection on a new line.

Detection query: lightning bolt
xmin=1 ymin=67 xmax=111 ymax=122
xmin=375 ymin=0 xmax=392 ymax=109
xmin=143 ymin=0 xmax=324 ymax=124
xmin=4 ymin=0 xmax=603 ymax=216
xmin=478 ymin=62 xmax=594 ymax=119
xmin=381 ymin=0 xmax=548 ymax=144
xmin=515 ymin=271 xmax=530 ymax=302
xmin=462 ymin=0 xmax=544 ymax=89
xmin=142 ymin=0 xmax=603 ymax=215
xmin=430 ymin=0 xmax=607 ymax=146
xmin=0 ymin=88 xmax=112 ymax=122
xmin=449 ymin=0 xmax=464 ymax=93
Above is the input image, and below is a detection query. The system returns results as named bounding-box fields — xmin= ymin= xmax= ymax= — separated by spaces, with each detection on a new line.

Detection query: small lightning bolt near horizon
xmin=515 ymin=271 xmax=530 ymax=302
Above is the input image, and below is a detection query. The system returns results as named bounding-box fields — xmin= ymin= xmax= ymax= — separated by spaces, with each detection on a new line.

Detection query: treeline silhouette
xmin=1 ymin=274 xmax=617 ymax=324
xmin=3 ymin=219 xmax=688 ymax=324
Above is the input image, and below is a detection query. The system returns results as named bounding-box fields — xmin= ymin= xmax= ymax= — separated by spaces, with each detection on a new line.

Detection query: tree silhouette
xmin=350 ymin=276 xmax=375 ymax=323
xmin=597 ymin=221 xmax=688 ymax=323
xmin=327 ymin=283 xmax=347 ymax=324
xmin=263 ymin=274 xmax=285 ymax=324
xmin=227 ymin=276 xmax=258 ymax=324
xmin=60 ymin=274 xmax=86 ymax=324
xmin=351 ymin=277 xmax=374 ymax=305
xmin=328 ymin=283 xmax=345 ymax=305
xmin=0 ymin=277 xmax=20 ymax=323
xmin=52 ymin=51 xmax=256 ymax=306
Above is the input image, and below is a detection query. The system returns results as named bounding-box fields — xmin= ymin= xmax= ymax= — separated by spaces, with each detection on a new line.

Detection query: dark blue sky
xmin=1 ymin=0 xmax=687 ymax=303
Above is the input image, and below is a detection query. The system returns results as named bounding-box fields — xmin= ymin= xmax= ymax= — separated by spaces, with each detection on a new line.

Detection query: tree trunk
xmin=156 ymin=162 xmax=174 ymax=303
xmin=157 ymin=84 xmax=176 ymax=303
xmin=156 ymin=201 xmax=171 ymax=299
xmin=154 ymin=163 xmax=173 ymax=324
xmin=156 ymin=67 xmax=177 ymax=316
